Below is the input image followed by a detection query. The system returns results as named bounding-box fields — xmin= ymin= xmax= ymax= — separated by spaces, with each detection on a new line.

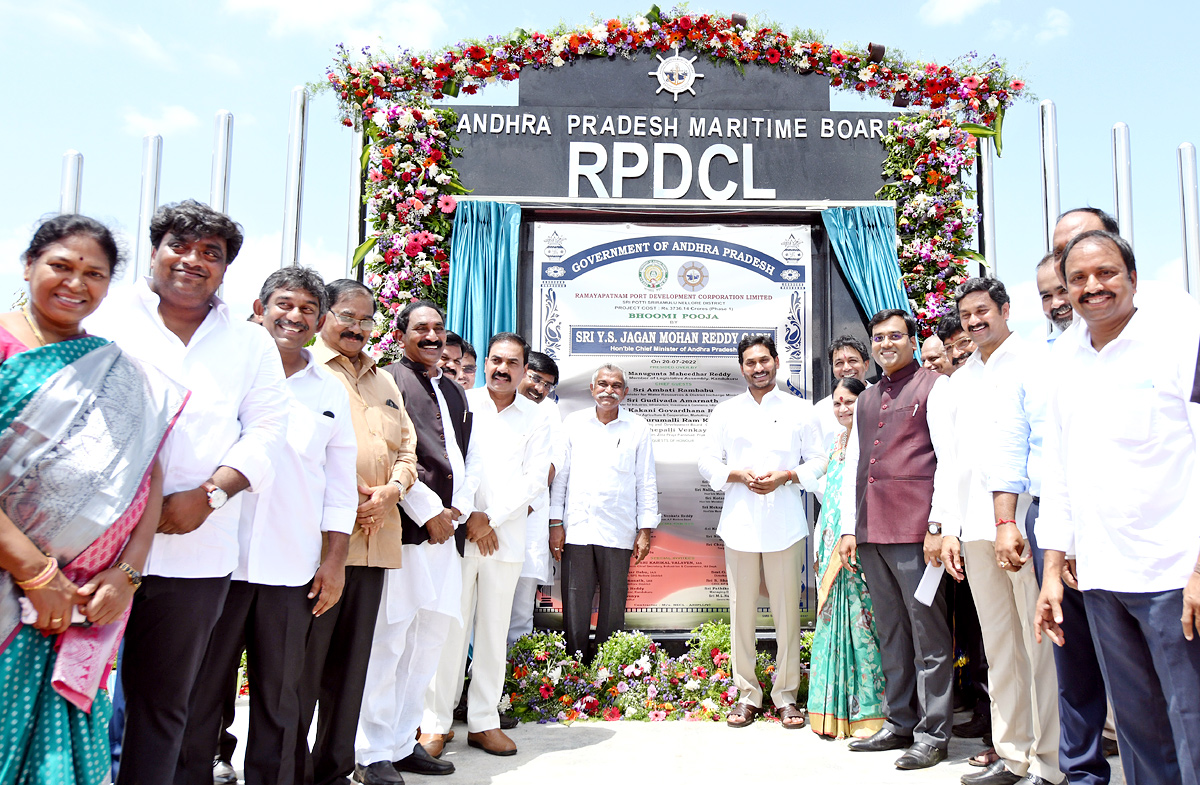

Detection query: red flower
xmin=830 ymin=50 xmax=846 ymax=66
xmin=404 ymin=240 xmax=422 ymax=256
xmin=678 ymin=16 xmax=693 ymax=30
xmin=539 ymin=684 xmax=553 ymax=699
xmin=766 ymin=48 xmax=781 ymax=64
xmin=603 ymin=707 xmax=621 ymax=721
xmin=467 ymin=45 xmax=487 ymax=60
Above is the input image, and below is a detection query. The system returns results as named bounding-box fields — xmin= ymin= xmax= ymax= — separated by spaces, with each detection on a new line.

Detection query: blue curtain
xmin=446 ymin=200 xmax=521 ymax=384
xmin=821 ymin=205 xmax=911 ymax=319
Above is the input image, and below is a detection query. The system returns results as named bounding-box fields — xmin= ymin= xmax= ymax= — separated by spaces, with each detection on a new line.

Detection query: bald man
xmin=921 ymin=336 xmax=953 ymax=376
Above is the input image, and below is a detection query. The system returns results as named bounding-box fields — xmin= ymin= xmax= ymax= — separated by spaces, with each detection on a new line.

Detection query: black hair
xmin=258 ymin=266 xmax=329 ymax=315
xmin=396 ymin=299 xmax=445 ymax=333
xmin=833 ymin=377 xmax=868 ymax=398
xmin=827 ymin=334 xmax=868 ymax=367
xmin=1035 ymin=252 xmax=1057 ymax=272
xmin=737 ymin=334 xmax=777 ymax=364
xmin=487 ymin=332 xmax=529 ymax=364
xmin=444 ymin=331 xmax=464 ymax=351
xmin=461 ymin=341 xmax=477 ymax=360
xmin=956 ymin=276 xmax=1011 ymax=309
xmin=527 ymin=351 xmax=560 ymax=383
xmin=23 ymin=213 xmax=124 ymax=276
xmin=936 ymin=311 xmax=964 ymax=343
xmin=866 ymin=308 xmax=917 ymax=338
xmin=149 ymin=200 xmax=244 ymax=263
xmin=1058 ymin=207 xmax=1119 ymax=235
xmin=325 ymin=279 xmax=375 ymax=311
xmin=1059 ymin=230 xmax=1136 ymax=283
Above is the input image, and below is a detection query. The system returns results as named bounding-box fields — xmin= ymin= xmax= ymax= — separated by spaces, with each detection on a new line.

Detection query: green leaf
xmin=958 ymin=123 xmax=996 ymax=137
xmin=963 ymin=250 xmax=989 ymax=268
xmin=359 ymin=137 xmax=371 ymax=170
xmin=646 ymin=4 xmax=661 ymax=23
xmin=993 ymin=106 xmax=1005 ymax=157
xmin=351 ymin=236 xmax=377 ymax=270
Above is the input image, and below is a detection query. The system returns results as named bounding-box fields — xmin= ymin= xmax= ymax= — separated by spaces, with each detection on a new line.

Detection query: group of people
xmin=1 ymin=200 xmax=1197 ymax=785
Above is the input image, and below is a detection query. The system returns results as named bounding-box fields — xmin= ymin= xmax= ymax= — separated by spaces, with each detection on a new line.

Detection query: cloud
xmin=1035 ymin=8 xmax=1071 ymax=43
xmin=5 ymin=2 xmax=170 ymax=65
xmin=918 ymin=0 xmax=998 ymax=26
xmin=123 ymin=105 xmax=200 ymax=137
xmin=224 ymin=0 xmax=447 ymax=50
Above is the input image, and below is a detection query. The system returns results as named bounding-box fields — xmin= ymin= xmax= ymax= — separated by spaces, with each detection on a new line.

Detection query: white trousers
xmin=355 ymin=585 xmax=452 ymax=764
xmin=507 ymin=576 xmax=540 ymax=647
xmin=423 ymin=556 xmax=522 ymax=734
xmin=963 ymin=540 xmax=1061 ymax=781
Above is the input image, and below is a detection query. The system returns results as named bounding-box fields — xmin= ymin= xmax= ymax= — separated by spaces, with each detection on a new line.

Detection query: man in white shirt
xmin=355 ymin=301 xmax=473 ymax=783
xmin=86 ymin=200 xmax=287 ymax=785
xmin=176 ymin=266 xmax=358 ymax=785
xmin=1036 ymin=230 xmax=1200 ymax=785
xmin=813 ymin=335 xmax=871 ymax=452
xmin=936 ymin=311 xmax=975 ymax=373
xmin=921 ymin=336 xmax=953 ymax=376
xmin=1036 ymin=252 xmax=1074 ymax=335
xmin=424 ymin=333 xmax=552 ymax=757
xmin=939 ymin=278 xmax=1060 ymax=785
xmin=550 ymin=363 xmax=659 ymax=661
xmin=697 ymin=335 xmax=823 ymax=732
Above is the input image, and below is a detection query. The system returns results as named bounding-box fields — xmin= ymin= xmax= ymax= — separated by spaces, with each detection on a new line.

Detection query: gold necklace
xmin=22 ymin=306 xmax=48 ymax=347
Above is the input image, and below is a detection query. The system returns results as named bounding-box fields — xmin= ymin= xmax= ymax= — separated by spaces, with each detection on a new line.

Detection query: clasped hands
xmin=730 ymin=468 xmax=791 ymax=495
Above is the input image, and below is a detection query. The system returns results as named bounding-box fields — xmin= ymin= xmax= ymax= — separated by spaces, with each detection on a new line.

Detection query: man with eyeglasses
xmin=837 ymin=309 xmax=956 ymax=770
xmin=936 ymin=312 xmax=975 ymax=372
xmin=459 ymin=342 xmax=477 ymax=389
xmin=550 ymin=363 xmax=659 ymax=661
xmin=300 ymin=279 xmax=419 ymax=785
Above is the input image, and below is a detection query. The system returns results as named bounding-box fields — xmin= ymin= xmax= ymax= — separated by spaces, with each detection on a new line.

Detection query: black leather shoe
xmin=960 ymin=759 xmax=1019 ymax=785
xmin=1017 ymin=776 xmax=1053 ymax=785
xmin=952 ymin=714 xmax=992 ymax=738
xmin=1103 ymin=737 xmax=1119 ymax=757
xmin=353 ymin=761 xmax=404 ymax=785
xmin=499 ymin=712 xmax=518 ymax=730
xmin=895 ymin=742 xmax=948 ymax=770
xmin=395 ymin=743 xmax=454 ymax=776
xmin=848 ymin=727 xmax=914 ymax=752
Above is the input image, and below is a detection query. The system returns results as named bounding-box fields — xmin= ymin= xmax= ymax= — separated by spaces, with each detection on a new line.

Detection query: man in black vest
xmin=353 ymin=301 xmax=472 ymax=785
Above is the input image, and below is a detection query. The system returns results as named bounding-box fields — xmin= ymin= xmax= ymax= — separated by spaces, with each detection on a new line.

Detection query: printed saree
xmin=0 ymin=334 xmax=186 ymax=784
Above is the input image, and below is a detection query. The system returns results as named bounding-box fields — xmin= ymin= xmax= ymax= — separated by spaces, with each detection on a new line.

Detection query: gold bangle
xmin=15 ymin=556 xmax=59 ymax=591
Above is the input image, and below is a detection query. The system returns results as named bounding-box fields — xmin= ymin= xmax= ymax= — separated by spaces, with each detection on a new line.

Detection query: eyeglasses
xmin=331 ymin=311 xmax=376 ymax=332
xmin=870 ymin=332 xmax=908 ymax=344
xmin=947 ymin=337 xmax=974 ymax=353
xmin=525 ymin=371 xmax=556 ymax=392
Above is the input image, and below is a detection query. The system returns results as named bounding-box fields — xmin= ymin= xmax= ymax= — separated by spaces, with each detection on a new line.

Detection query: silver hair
xmin=591 ymin=363 xmax=627 ymax=386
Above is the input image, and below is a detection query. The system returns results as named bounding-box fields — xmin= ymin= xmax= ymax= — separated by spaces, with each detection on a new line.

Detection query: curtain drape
xmin=820 ymin=205 xmax=911 ymax=319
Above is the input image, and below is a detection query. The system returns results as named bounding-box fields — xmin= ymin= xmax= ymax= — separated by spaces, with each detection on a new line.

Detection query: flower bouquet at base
xmin=504 ymin=631 xmax=591 ymax=723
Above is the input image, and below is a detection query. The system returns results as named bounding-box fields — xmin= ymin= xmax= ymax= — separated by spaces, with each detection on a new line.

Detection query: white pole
xmin=281 ymin=86 xmax=309 ymax=268
xmin=1179 ymin=143 xmax=1200 ymax=300
xmin=977 ymin=138 xmax=996 ymax=278
xmin=346 ymin=128 xmax=364 ymax=279
xmin=59 ymin=150 xmax=83 ymax=214
xmin=1112 ymin=122 xmax=1134 ymax=247
xmin=1039 ymin=100 xmax=1060 ymax=254
xmin=210 ymin=111 xmax=234 ymax=214
xmin=134 ymin=135 xmax=163 ymax=280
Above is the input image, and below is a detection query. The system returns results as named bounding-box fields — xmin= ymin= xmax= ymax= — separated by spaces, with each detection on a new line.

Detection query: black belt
xmin=1031 ymin=496 xmax=1040 ymax=504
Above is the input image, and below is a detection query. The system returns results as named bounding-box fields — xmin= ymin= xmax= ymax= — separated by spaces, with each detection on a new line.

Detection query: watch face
xmin=207 ymin=487 xmax=229 ymax=510
xmin=928 ymin=524 xmax=939 ymax=535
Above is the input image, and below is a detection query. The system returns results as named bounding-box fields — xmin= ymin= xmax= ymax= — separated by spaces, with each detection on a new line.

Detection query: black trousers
xmin=116 ymin=574 xmax=231 ymax=785
xmin=217 ymin=645 xmax=243 ymax=764
xmin=561 ymin=544 xmax=632 ymax=662
xmin=178 ymin=581 xmax=312 ymax=785
xmin=295 ymin=565 xmax=385 ymax=785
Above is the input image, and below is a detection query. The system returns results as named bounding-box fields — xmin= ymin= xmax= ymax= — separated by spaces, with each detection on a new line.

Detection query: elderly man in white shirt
xmin=86 ymin=201 xmax=287 ymax=785
xmin=549 ymin=363 xmax=659 ymax=661
xmin=938 ymin=278 xmax=1060 ymax=785
xmin=423 ymin=333 xmax=552 ymax=758
xmin=698 ymin=335 xmax=824 ymax=731
xmin=175 ymin=267 xmax=358 ymax=785
xmin=1035 ymin=231 xmax=1200 ymax=785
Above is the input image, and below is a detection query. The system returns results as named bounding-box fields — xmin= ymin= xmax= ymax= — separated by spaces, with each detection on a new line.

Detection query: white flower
xmin=453 ymin=61 xmax=467 ymax=75
xmin=987 ymin=96 xmax=999 ymax=109
xmin=597 ymin=667 xmax=610 ymax=680
xmin=633 ymin=16 xmax=650 ymax=32
xmin=701 ymin=698 xmax=718 ymax=711
xmin=684 ymin=679 xmax=700 ymax=691
xmin=499 ymin=694 xmax=511 ymax=711
xmin=552 ymin=56 xmax=565 ymax=67
xmin=624 ymin=706 xmax=637 ymax=716
xmin=422 ymin=68 xmax=437 ymax=81
xmin=590 ymin=24 xmax=608 ymax=39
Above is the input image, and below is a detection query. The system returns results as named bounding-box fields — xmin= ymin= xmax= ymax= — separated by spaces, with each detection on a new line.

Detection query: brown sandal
xmin=778 ymin=703 xmax=806 ymax=729
xmin=725 ymin=702 xmax=760 ymax=728
xmin=968 ymin=748 xmax=999 ymax=767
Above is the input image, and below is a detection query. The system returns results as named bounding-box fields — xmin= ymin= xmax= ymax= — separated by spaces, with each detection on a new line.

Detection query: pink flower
xmin=437 ymin=194 xmax=457 ymax=213
xmin=648 ymin=710 xmax=667 ymax=721
xmin=1009 ymin=79 xmax=1025 ymax=91
xmin=962 ymin=76 xmax=979 ymax=90
xmin=404 ymin=239 xmax=422 ymax=256
xmin=616 ymin=681 xmax=629 ymax=693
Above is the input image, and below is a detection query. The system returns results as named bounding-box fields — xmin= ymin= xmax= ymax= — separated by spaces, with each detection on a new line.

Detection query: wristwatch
xmin=115 ymin=562 xmax=143 ymax=589
xmin=927 ymin=523 xmax=941 ymax=535
xmin=202 ymin=482 xmax=228 ymax=511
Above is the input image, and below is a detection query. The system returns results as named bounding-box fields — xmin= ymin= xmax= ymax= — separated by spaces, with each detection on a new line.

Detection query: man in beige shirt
xmin=296 ymin=279 xmax=418 ymax=785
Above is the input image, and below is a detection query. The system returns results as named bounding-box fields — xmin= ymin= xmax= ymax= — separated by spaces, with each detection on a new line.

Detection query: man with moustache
xmin=1036 ymin=231 xmax=1200 ymax=785
xmin=922 ymin=336 xmax=953 ymax=375
xmin=423 ymin=333 xmax=551 ymax=757
xmin=551 ymin=363 xmax=659 ymax=661
xmin=1037 ymin=253 xmax=1074 ymax=336
xmin=936 ymin=312 xmax=975 ymax=372
xmin=177 ymin=267 xmax=358 ymax=785
xmin=358 ymin=301 xmax=471 ymax=783
xmin=439 ymin=331 xmax=465 ymax=381
xmin=939 ymin=278 xmax=1061 ymax=785
xmin=299 ymin=279 xmax=418 ymax=785
xmin=813 ymin=336 xmax=871 ymax=451
xmin=698 ymin=335 xmax=824 ymax=731
xmin=85 ymin=200 xmax=287 ymax=785
xmin=837 ymin=309 xmax=956 ymax=770
xmin=458 ymin=342 xmax=477 ymax=389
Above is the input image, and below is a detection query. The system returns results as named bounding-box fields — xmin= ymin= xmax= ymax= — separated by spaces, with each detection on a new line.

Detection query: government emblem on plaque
xmin=648 ymin=46 xmax=705 ymax=102
xmin=638 ymin=259 xmax=669 ymax=290
xmin=677 ymin=261 xmax=709 ymax=292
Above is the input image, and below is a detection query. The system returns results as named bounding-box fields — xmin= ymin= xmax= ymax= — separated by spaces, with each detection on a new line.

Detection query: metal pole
xmin=210 ymin=111 xmax=234 ymax=214
xmin=134 ymin=135 xmax=163 ymax=280
xmin=1112 ymin=122 xmax=1134 ymax=247
xmin=1039 ymin=100 xmax=1060 ymax=254
xmin=346 ymin=128 xmax=365 ymax=278
xmin=59 ymin=150 xmax=83 ymax=214
xmin=281 ymin=86 xmax=309 ymax=268
xmin=977 ymin=138 xmax=996 ymax=278
xmin=1180 ymin=143 xmax=1200 ymax=299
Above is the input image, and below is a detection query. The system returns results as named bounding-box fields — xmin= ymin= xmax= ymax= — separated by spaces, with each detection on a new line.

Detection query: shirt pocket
xmin=1108 ymin=385 xmax=1157 ymax=444
xmin=288 ymin=406 xmax=336 ymax=465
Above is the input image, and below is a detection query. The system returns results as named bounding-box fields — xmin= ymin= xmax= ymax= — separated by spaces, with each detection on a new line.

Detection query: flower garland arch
xmin=323 ymin=8 xmax=1028 ymax=353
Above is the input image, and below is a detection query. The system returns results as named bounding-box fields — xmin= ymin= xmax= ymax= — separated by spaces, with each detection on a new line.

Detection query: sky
xmin=1 ymin=0 xmax=1196 ymax=340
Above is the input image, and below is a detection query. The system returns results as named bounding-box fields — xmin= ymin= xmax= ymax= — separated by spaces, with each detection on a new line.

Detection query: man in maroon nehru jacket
xmin=836 ymin=308 xmax=956 ymax=771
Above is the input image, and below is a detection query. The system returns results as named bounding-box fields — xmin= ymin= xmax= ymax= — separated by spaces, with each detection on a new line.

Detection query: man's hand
xmin=1036 ymin=550 xmax=1068 ymax=646
xmin=466 ymin=512 xmax=498 ymax=556
xmin=309 ymin=555 xmax=346 ymax=617
xmin=633 ymin=529 xmax=652 ymax=565
xmin=1183 ymin=567 xmax=1200 ymax=641
xmin=939 ymin=535 xmax=963 ymax=581
xmin=1061 ymin=558 xmax=1079 ymax=590
xmin=995 ymin=522 xmax=1027 ymax=573
xmin=746 ymin=470 xmax=790 ymax=496
xmin=837 ymin=535 xmax=857 ymax=573
xmin=78 ymin=568 xmax=136 ymax=626
xmin=425 ymin=509 xmax=455 ymax=545
xmin=727 ymin=468 xmax=755 ymax=487
xmin=157 ymin=487 xmax=212 ymax=534
xmin=549 ymin=524 xmax=565 ymax=561
xmin=924 ymin=530 xmax=944 ymax=568
xmin=356 ymin=483 xmax=401 ymax=535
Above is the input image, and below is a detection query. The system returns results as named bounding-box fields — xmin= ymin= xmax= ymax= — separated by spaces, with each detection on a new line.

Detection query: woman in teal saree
xmin=807 ymin=377 xmax=886 ymax=739
xmin=0 ymin=215 xmax=185 ymax=784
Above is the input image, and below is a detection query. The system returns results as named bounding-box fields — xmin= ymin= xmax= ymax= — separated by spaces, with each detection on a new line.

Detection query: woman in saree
xmin=0 ymin=215 xmax=186 ymax=784
xmin=806 ymin=377 xmax=887 ymax=739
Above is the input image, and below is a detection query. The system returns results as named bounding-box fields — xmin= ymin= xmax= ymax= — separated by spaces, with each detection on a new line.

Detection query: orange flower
xmin=926 ymin=171 xmax=940 ymax=185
